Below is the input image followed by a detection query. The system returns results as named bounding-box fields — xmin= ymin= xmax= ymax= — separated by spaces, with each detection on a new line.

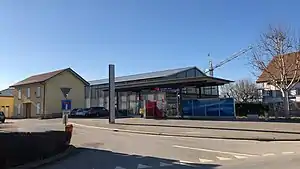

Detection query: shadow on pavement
xmin=42 ymin=147 xmax=221 ymax=169
xmin=116 ymin=122 xmax=300 ymax=135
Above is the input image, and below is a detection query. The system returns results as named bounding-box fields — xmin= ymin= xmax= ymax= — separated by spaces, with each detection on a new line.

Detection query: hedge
xmin=0 ymin=130 xmax=71 ymax=169
xmin=235 ymin=103 xmax=269 ymax=117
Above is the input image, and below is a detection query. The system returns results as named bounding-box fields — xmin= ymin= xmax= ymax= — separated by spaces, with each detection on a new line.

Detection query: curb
xmin=9 ymin=145 xmax=77 ymax=169
xmin=116 ymin=122 xmax=300 ymax=135
xmin=72 ymin=123 xmax=300 ymax=142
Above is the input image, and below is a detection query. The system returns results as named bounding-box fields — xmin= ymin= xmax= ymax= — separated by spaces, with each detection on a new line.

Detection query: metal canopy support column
xmin=179 ymin=87 xmax=183 ymax=118
xmin=138 ymin=91 xmax=142 ymax=116
xmin=198 ymin=87 xmax=201 ymax=98
xmin=116 ymin=91 xmax=119 ymax=112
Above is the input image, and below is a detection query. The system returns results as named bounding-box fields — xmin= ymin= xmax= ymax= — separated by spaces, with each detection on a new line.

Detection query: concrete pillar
xmin=109 ymin=64 xmax=115 ymax=124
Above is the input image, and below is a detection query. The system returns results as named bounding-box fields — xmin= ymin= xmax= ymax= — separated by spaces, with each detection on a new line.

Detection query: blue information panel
xmin=61 ymin=100 xmax=72 ymax=110
xmin=182 ymin=98 xmax=235 ymax=117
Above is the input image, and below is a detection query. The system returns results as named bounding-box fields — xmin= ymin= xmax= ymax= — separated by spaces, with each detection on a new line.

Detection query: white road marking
xmin=71 ymin=122 xmax=259 ymax=143
xmin=282 ymin=152 xmax=295 ymax=155
xmin=185 ymin=131 xmax=202 ymax=134
xmin=137 ymin=164 xmax=152 ymax=169
xmin=233 ymin=155 xmax=248 ymax=159
xmin=115 ymin=166 xmax=126 ymax=169
xmin=178 ymin=160 xmax=195 ymax=164
xmin=159 ymin=162 xmax=173 ymax=167
xmin=173 ymin=145 xmax=257 ymax=157
xmin=173 ymin=160 xmax=197 ymax=166
xmin=216 ymin=156 xmax=232 ymax=161
xmin=262 ymin=153 xmax=275 ymax=157
xmin=199 ymin=158 xmax=214 ymax=163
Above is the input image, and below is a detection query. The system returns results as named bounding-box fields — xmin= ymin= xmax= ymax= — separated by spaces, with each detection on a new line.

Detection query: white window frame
xmin=36 ymin=87 xmax=41 ymax=97
xmin=17 ymin=104 xmax=21 ymax=115
xmin=27 ymin=88 xmax=30 ymax=98
xmin=18 ymin=90 xmax=21 ymax=99
xmin=36 ymin=102 xmax=40 ymax=115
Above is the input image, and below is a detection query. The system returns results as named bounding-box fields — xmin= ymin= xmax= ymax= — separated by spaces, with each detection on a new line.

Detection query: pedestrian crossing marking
xmin=262 ymin=153 xmax=275 ymax=157
xmin=282 ymin=152 xmax=295 ymax=155
xmin=115 ymin=166 xmax=126 ymax=169
xmin=233 ymin=155 xmax=248 ymax=159
xmin=216 ymin=156 xmax=232 ymax=161
xmin=172 ymin=160 xmax=197 ymax=166
xmin=159 ymin=162 xmax=173 ymax=167
xmin=137 ymin=164 xmax=152 ymax=169
xmin=199 ymin=158 xmax=214 ymax=163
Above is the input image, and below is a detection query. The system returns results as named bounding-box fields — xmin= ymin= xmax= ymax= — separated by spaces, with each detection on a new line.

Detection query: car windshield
xmin=83 ymin=108 xmax=90 ymax=111
xmin=0 ymin=112 xmax=4 ymax=116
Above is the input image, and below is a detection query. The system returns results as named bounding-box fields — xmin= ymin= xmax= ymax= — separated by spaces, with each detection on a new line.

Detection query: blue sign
xmin=182 ymin=98 xmax=235 ymax=117
xmin=61 ymin=100 xmax=72 ymax=110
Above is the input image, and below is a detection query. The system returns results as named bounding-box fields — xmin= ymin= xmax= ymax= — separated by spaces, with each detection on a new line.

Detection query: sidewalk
xmin=69 ymin=118 xmax=300 ymax=141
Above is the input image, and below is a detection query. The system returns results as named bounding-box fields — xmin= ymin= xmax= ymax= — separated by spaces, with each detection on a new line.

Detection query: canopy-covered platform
xmin=99 ymin=76 xmax=233 ymax=92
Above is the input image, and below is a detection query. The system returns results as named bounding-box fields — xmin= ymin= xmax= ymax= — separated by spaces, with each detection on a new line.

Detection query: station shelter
xmin=85 ymin=66 xmax=235 ymax=118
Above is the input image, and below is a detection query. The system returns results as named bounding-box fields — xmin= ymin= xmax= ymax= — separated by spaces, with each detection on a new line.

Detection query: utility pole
xmin=109 ymin=64 xmax=115 ymax=124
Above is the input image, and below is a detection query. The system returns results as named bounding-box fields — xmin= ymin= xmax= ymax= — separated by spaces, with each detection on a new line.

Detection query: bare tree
xmin=251 ymin=25 xmax=300 ymax=118
xmin=220 ymin=79 xmax=260 ymax=103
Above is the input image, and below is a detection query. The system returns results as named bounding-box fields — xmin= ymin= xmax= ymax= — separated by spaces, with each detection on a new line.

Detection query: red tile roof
xmin=10 ymin=68 xmax=90 ymax=87
xmin=257 ymin=51 xmax=300 ymax=83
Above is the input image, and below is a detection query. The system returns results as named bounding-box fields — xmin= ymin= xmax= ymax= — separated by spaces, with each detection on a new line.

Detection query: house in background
xmin=256 ymin=51 xmax=300 ymax=113
xmin=10 ymin=68 xmax=89 ymax=118
xmin=0 ymin=88 xmax=14 ymax=118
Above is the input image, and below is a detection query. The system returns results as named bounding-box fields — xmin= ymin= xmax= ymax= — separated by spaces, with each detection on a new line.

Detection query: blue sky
xmin=0 ymin=0 xmax=299 ymax=90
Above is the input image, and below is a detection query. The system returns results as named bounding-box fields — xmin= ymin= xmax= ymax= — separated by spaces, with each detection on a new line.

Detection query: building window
xmin=176 ymin=72 xmax=185 ymax=78
xmin=17 ymin=104 xmax=21 ymax=115
xmin=27 ymin=88 xmax=30 ymax=98
xmin=36 ymin=87 xmax=41 ymax=98
xmin=267 ymin=90 xmax=273 ymax=97
xmin=36 ymin=102 xmax=40 ymax=115
xmin=18 ymin=90 xmax=21 ymax=99
xmin=186 ymin=69 xmax=196 ymax=77
xmin=196 ymin=70 xmax=203 ymax=77
xmin=296 ymin=88 xmax=300 ymax=95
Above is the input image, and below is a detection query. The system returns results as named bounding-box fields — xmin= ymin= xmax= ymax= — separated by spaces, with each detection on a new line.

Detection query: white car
xmin=75 ymin=108 xmax=85 ymax=116
xmin=76 ymin=108 xmax=90 ymax=117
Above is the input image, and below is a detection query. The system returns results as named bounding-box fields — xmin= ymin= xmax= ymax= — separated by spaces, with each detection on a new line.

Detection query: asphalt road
xmin=8 ymin=119 xmax=300 ymax=169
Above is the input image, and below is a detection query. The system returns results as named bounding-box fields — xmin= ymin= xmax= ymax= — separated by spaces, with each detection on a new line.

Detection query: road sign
xmin=61 ymin=100 xmax=72 ymax=110
xmin=60 ymin=87 xmax=72 ymax=99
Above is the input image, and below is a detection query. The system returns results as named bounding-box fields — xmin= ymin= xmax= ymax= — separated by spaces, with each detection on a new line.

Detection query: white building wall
xmin=261 ymin=82 xmax=300 ymax=103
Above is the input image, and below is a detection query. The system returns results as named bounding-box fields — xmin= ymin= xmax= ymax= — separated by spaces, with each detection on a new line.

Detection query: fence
xmin=182 ymin=98 xmax=235 ymax=117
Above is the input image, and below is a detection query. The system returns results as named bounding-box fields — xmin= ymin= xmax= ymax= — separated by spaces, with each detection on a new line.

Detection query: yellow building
xmin=0 ymin=88 xmax=14 ymax=118
xmin=10 ymin=68 xmax=89 ymax=118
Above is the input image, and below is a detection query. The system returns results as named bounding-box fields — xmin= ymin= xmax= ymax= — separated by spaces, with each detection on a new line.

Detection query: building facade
xmin=0 ymin=88 xmax=14 ymax=118
xmin=10 ymin=68 xmax=89 ymax=118
xmin=86 ymin=67 xmax=221 ymax=116
xmin=257 ymin=52 xmax=300 ymax=115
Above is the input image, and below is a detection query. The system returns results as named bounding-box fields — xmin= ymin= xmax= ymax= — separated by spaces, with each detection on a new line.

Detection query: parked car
xmin=70 ymin=108 xmax=79 ymax=117
xmin=75 ymin=108 xmax=86 ymax=116
xmin=0 ymin=111 xmax=5 ymax=123
xmin=84 ymin=107 xmax=109 ymax=117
